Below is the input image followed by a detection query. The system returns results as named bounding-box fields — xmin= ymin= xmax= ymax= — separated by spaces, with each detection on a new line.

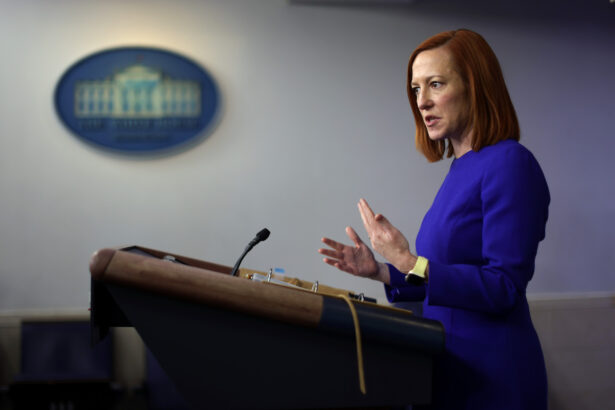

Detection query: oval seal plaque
xmin=55 ymin=47 xmax=219 ymax=154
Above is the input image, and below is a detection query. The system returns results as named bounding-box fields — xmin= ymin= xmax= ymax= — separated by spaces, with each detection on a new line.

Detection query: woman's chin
xmin=427 ymin=133 xmax=445 ymax=142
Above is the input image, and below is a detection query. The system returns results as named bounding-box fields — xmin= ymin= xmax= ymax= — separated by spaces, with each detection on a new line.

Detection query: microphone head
xmin=256 ymin=228 xmax=270 ymax=242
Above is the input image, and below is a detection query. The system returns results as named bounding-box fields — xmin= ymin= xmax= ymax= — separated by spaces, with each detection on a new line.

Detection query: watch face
xmin=405 ymin=273 xmax=425 ymax=286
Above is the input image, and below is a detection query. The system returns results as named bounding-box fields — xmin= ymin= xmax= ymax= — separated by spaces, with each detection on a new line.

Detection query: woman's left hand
xmin=358 ymin=198 xmax=417 ymax=272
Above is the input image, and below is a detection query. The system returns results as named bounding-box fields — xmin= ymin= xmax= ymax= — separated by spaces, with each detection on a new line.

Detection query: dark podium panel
xmin=90 ymin=246 xmax=444 ymax=409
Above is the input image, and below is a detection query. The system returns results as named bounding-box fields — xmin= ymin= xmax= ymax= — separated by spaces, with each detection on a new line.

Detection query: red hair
xmin=407 ymin=29 xmax=520 ymax=162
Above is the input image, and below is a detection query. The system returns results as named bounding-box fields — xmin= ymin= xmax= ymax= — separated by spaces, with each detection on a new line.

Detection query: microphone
xmin=230 ymin=228 xmax=270 ymax=277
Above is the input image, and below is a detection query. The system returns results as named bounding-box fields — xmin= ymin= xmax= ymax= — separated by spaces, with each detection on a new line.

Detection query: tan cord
xmin=337 ymin=294 xmax=366 ymax=395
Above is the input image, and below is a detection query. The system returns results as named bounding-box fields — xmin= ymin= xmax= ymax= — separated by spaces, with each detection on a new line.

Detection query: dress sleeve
xmin=384 ymin=263 xmax=426 ymax=303
xmin=426 ymin=146 xmax=550 ymax=315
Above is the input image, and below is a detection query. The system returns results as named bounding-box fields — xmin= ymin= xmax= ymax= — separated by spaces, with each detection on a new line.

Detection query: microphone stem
xmin=230 ymin=244 xmax=254 ymax=277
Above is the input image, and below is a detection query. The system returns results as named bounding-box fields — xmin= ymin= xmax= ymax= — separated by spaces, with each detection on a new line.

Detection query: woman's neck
xmin=450 ymin=129 xmax=473 ymax=159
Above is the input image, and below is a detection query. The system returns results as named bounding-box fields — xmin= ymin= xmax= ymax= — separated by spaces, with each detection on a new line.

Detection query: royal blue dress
xmin=385 ymin=139 xmax=549 ymax=410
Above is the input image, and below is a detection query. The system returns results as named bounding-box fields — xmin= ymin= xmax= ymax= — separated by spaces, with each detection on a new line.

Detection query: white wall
xmin=1 ymin=0 xmax=613 ymax=310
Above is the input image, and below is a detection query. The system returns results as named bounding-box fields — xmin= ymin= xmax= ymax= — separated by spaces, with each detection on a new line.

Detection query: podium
xmin=90 ymin=246 xmax=444 ymax=409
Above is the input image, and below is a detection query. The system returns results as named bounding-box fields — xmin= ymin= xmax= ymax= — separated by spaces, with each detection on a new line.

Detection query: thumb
xmin=375 ymin=213 xmax=388 ymax=223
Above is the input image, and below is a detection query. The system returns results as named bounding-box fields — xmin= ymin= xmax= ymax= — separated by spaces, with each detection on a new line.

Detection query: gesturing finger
xmin=321 ymin=237 xmax=345 ymax=251
xmin=358 ymin=198 xmax=376 ymax=229
xmin=318 ymin=248 xmax=343 ymax=260
xmin=345 ymin=226 xmax=364 ymax=247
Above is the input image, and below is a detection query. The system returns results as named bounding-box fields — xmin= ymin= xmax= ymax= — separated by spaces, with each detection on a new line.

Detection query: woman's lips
xmin=425 ymin=116 xmax=440 ymax=127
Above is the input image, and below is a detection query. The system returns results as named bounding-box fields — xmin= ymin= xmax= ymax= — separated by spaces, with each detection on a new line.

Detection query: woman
xmin=319 ymin=29 xmax=549 ymax=410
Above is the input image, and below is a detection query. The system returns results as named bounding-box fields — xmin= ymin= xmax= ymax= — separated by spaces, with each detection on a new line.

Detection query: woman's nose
xmin=417 ymin=90 xmax=432 ymax=110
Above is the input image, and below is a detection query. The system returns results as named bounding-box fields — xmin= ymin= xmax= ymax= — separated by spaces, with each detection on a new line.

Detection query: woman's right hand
xmin=319 ymin=226 xmax=389 ymax=283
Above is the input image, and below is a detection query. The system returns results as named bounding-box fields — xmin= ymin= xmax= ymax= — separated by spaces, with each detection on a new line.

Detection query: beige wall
xmin=530 ymin=295 xmax=615 ymax=410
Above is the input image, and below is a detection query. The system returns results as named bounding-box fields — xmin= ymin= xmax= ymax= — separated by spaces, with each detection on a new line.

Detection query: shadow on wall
xmin=288 ymin=0 xmax=615 ymax=26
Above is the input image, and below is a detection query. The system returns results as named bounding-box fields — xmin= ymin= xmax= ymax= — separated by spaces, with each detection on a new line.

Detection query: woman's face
xmin=411 ymin=47 xmax=470 ymax=144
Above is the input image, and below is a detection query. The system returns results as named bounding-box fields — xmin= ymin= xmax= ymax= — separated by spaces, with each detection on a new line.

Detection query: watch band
xmin=404 ymin=256 xmax=428 ymax=284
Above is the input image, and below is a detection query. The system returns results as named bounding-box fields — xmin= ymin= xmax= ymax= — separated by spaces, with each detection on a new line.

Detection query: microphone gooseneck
xmin=230 ymin=228 xmax=271 ymax=277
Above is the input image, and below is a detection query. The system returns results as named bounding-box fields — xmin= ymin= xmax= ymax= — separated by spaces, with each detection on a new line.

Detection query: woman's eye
xmin=431 ymin=81 xmax=442 ymax=88
xmin=412 ymin=87 xmax=420 ymax=95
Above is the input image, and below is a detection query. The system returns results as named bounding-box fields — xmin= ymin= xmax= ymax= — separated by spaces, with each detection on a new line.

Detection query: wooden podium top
xmin=90 ymin=246 xmax=323 ymax=328
xmin=90 ymin=245 xmax=443 ymax=352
